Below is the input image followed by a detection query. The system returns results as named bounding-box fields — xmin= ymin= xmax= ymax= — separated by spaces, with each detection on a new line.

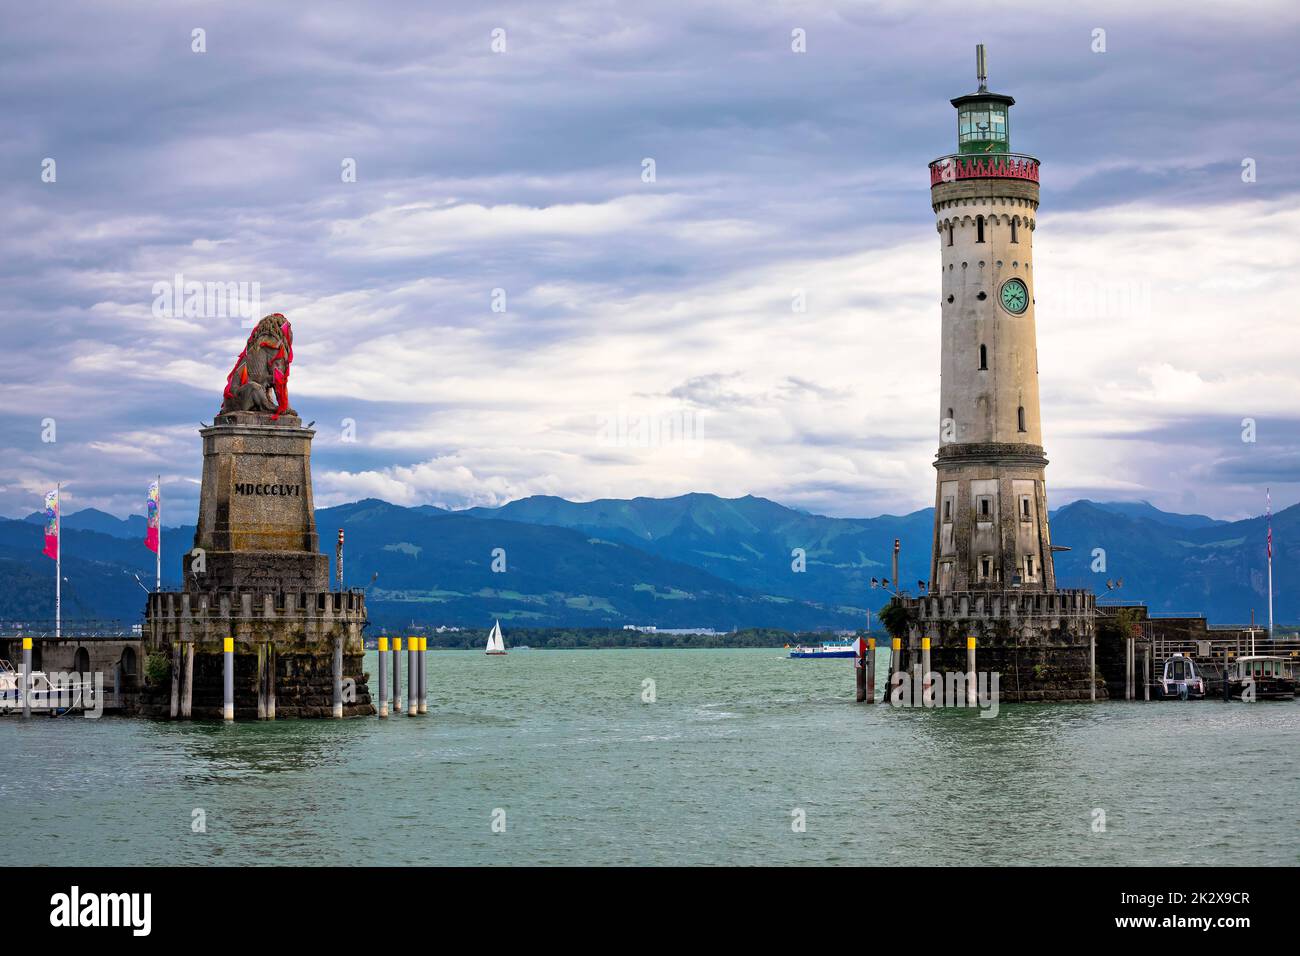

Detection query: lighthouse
xmin=929 ymin=44 xmax=1052 ymax=594
xmin=899 ymin=46 xmax=1104 ymax=702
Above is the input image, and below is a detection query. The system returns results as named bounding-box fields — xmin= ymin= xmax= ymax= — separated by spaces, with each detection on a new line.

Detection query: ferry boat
xmin=1224 ymin=655 xmax=1296 ymax=701
xmin=1154 ymin=653 xmax=1205 ymax=700
xmin=788 ymin=639 xmax=858 ymax=659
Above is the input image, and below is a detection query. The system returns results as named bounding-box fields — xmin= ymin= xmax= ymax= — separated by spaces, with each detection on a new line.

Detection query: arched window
xmin=1010 ymin=218 xmax=1019 ymax=243
xmin=947 ymin=223 xmax=954 ymax=246
xmin=976 ymin=216 xmax=985 ymax=243
xmin=1017 ymin=405 xmax=1026 ymax=432
xmin=979 ymin=344 xmax=988 ymax=369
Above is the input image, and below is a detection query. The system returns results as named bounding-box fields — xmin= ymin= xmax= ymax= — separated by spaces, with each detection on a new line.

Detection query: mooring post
xmin=21 ymin=637 xmax=32 ymax=719
xmin=855 ymin=638 xmax=867 ymax=703
xmin=890 ymin=637 xmax=901 ymax=696
xmin=1125 ymin=637 xmax=1134 ymax=701
xmin=257 ymin=643 xmax=268 ymax=720
xmin=417 ymin=637 xmax=428 ymax=714
xmin=170 ymin=641 xmax=181 ymax=719
xmin=334 ymin=636 xmax=346 ymax=718
xmin=866 ymin=637 xmax=876 ymax=704
xmin=1089 ymin=633 xmax=1096 ymax=702
xmin=266 ymin=644 xmax=276 ymax=720
xmin=921 ymin=637 xmax=933 ymax=707
xmin=392 ymin=637 xmax=402 ymax=713
xmin=223 ymin=637 xmax=235 ymax=721
xmin=181 ymin=642 xmax=194 ymax=719
xmin=378 ymin=637 xmax=389 ymax=718
xmin=1143 ymin=646 xmax=1150 ymax=701
xmin=966 ymin=636 xmax=978 ymax=707
xmin=407 ymin=637 xmax=418 ymax=716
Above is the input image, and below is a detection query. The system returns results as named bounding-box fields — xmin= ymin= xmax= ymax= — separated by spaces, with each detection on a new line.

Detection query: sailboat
xmin=485 ymin=619 xmax=507 ymax=656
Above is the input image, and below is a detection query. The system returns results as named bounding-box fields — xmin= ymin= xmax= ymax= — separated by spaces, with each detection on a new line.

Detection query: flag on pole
xmin=145 ymin=480 xmax=161 ymax=554
xmin=42 ymin=488 xmax=59 ymax=560
xmin=1267 ymin=488 xmax=1272 ymax=559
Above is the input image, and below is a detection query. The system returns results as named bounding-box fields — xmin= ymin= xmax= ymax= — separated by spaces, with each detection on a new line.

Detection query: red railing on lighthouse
xmin=929 ymin=153 xmax=1039 ymax=187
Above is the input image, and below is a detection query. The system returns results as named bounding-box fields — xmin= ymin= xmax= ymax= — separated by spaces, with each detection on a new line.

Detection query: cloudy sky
xmin=3 ymin=0 xmax=1298 ymax=523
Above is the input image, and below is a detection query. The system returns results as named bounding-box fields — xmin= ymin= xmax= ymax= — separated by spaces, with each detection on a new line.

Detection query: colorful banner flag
xmin=1267 ymin=488 xmax=1272 ymax=560
xmin=42 ymin=488 xmax=59 ymax=560
xmin=145 ymin=480 xmax=160 ymax=554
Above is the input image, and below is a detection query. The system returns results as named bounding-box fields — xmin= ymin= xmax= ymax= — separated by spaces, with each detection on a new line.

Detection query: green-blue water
xmin=2 ymin=649 xmax=1296 ymax=866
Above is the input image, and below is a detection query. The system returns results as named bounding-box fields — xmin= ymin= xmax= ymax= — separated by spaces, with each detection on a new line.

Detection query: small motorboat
xmin=1224 ymin=655 xmax=1297 ymax=701
xmin=1154 ymin=653 xmax=1205 ymax=700
xmin=0 ymin=659 xmax=91 ymax=715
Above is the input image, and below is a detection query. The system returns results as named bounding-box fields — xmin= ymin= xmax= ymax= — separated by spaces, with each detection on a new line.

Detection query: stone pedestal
xmin=144 ymin=411 xmax=373 ymax=718
xmin=189 ymin=412 xmax=327 ymax=592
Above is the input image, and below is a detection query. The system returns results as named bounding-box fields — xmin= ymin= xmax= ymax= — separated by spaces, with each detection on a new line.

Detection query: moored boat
xmin=1224 ymin=655 xmax=1296 ymax=701
xmin=1154 ymin=653 xmax=1205 ymax=700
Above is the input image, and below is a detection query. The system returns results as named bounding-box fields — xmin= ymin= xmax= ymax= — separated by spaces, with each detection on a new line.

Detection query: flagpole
xmin=55 ymin=482 xmax=61 ymax=640
xmin=1267 ymin=488 xmax=1274 ymax=643
xmin=156 ymin=474 xmax=162 ymax=592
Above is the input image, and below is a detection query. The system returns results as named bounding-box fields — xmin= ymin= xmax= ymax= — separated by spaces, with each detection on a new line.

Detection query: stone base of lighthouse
xmin=898 ymin=589 xmax=1106 ymax=702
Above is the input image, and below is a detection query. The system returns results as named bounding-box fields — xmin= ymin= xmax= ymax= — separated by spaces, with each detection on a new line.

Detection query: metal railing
xmin=929 ymin=152 xmax=1040 ymax=186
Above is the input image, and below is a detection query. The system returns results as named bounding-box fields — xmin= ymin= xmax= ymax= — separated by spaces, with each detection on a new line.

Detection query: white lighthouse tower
xmin=900 ymin=46 xmax=1103 ymax=703
xmin=929 ymin=44 xmax=1053 ymax=595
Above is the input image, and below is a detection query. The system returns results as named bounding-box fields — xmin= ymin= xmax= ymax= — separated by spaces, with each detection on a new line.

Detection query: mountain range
xmin=0 ymin=493 xmax=1288 ymax=631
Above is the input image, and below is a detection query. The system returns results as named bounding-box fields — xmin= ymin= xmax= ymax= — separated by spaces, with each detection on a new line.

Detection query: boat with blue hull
xmin=788 ymin=640 xmax=858 ymax=659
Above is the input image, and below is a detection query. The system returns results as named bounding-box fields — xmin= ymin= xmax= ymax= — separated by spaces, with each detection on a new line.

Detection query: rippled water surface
xmin=3 ymin=649 xmax=1296 ymax=865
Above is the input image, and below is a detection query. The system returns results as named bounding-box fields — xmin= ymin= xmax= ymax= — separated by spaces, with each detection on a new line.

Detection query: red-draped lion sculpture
xmin=220 ymin=313 xmax=296 ymax=420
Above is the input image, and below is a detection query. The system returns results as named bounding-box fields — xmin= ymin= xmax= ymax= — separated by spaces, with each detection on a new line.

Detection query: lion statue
xmin=220 ymin=313 xmax=296 ymax=420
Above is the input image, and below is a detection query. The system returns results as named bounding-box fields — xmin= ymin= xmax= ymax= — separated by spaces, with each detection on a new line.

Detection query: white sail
xmin=486 ymin=620 xmax=506 ymax=653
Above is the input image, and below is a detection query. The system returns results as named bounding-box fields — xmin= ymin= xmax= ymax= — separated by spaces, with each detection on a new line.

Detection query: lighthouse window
xmin=979 ymin=344 xmax=988 ymax=369
xmin=1017 ymin=406 xmax=1027 ymax=432
xmin=1010 ymin=218 xmax=1019 ymax=243
xmin=979 ymin=556 xmax=992 ymax=580
xmin=976 ymin=216 xmax=985 ymax=243
xmin=977 ymin=495 xmax=992 ymax=519
xmin=1025 ymin=555 xmax=1036 ymax=579
xmin=947 ymin=223 xmax=954 ymax=246
xmin=1020 ymin=495 xmax=1031 ymax=519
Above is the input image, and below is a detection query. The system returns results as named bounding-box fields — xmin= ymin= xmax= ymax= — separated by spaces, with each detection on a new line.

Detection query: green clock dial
xmin=1000 ymin=277 xmax=1028 ymax=314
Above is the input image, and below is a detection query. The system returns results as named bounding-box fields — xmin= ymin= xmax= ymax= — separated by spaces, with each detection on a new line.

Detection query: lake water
xmin=3 ymin=649 xmax=1296 ymax=866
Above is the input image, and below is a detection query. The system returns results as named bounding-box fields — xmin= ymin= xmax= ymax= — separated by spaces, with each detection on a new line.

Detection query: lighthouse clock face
xmin=1000 ymin=277 xmax=1029 ymax=314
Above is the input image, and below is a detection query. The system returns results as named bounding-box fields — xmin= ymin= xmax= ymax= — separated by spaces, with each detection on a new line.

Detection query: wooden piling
xmin=417 ymin=637 xmax=428 ymax=714
xmin=855 ymin=638 xmax=867 ymax=702
xmin=336 ymin=637 xmax=346 ymax=718
xmin=1125 ymin=637 xmax=1134 ymax=701
xmin=21 ymin=637 xmax=32 ymax=719
xmin=266 ymin=644 xmax=275 ymax=720
xmin=392 ymin=637 xmax=402 ymax=714
xmin=1143 ymin=646 xmax=1150 ymax=701
xmin=222 ymin=637 xmax=234 ymax=721
xmin=378 ymin=638 xmax=389 ymax=718
xmin=181 ymin=642 xmax=194 ymax=718
xmin=921 ymin=637 xmax=933 ymax=707
xmin=866 ymin=638 xmax=876 ymax=703
xmin=257 ymin=643 xmax=268 ymax=720
xmin=1089 ymin=633 xmax=1096 ymax=702
xmin=966 ymin=636 xmax=978 ymax=707
xmin=170 ymin=641 xmax=181 ymax=719
xmin=407 ymin=637 xmax=418 ymax=716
